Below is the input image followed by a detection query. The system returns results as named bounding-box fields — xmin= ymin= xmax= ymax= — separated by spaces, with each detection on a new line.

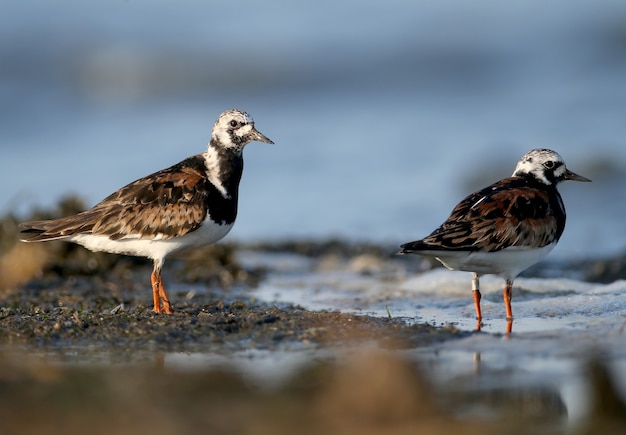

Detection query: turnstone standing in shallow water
xmin=399 ymin=149 xmax=590 ymax=330
xmin=20 ymin=109 xmax=273 ymax=314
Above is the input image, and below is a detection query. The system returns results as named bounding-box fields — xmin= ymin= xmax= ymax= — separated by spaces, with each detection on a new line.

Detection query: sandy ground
xmin=1 ymin=201 xmax=625 ymax=434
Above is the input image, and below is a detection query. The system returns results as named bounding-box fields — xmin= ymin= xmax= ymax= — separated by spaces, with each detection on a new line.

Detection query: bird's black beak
xmin=250 ymin=127 xmax=274 ymax=144
xmin=563 ymin=169 xmax=591 ymax=182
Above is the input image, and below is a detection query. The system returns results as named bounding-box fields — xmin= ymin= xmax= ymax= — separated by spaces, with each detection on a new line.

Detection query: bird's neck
xmin=516 ymin=173 xmax=556 ymax=190
xmin=203 ymin=144 xmax=244 ymax=200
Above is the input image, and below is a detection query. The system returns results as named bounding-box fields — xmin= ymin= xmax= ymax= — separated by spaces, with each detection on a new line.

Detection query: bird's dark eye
xmin=229 ymin=120 xmax=238 ymax=127
xmin=544 ymin=161 xmax=555 ymax=169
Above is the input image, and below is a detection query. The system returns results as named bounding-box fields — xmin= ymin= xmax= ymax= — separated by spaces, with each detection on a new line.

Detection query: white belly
xmin=70 ymin=219 xmax=234 ymax=261
xmin=431 ymin=244 xmax=556 ymax=279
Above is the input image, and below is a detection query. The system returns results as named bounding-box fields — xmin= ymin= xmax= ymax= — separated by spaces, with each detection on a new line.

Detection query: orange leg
xmin=151 ymin=262 xmax=173 ymax=314
xmin=151 ymin=271 xmax=161 ymax=313
xmin=471 ymin=273 xmax=482 ymax=330
xmin=157 ymin=279 xmax=173 ymax=314
xmin=503 ymin=279 xmax=513 ymax=321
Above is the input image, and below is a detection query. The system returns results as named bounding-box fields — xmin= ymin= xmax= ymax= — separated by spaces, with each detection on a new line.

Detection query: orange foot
xmin=151 ymin=271 xmax=174 ymax=314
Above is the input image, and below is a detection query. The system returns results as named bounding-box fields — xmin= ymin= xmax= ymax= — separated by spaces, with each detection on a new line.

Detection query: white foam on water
xmin=251 ymin=263 xmax=626 ymax=335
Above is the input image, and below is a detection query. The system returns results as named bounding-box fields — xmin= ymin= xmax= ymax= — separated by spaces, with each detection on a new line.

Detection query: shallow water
xmin=241 ymin=249 xmax=626 ymax=426
xmin=245 ymin=251 xmax=626 ymax=332
xmin=1 ymin=243 xmax=624 ymax=431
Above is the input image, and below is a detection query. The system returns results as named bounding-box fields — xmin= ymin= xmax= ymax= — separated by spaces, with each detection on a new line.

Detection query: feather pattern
xmin=21 ymin=154 xmax=242 ymax=242
xmin=402 ymin=177 xmax=565 ymax=254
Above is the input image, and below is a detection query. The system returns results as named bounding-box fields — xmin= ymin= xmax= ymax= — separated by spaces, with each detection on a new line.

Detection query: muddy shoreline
xmin=1 ymin=212 xmax=471 ymax=351
xmin=0 ymin=297 xmax=465 ymax=353
xmin=2 ymin=235 xmax=623 ymax=352
xmin=1 ymin=203 xmax=626 ymax=434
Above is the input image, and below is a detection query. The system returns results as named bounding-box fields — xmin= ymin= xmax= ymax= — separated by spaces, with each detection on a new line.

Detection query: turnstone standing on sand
xmin=20 ymin=109 xmax=273 ymax=314
xmin=399 ymin=149 xmax=590 ymax=330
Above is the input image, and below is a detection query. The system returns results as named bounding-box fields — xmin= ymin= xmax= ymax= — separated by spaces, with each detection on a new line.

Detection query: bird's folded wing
xmin=22 ymin=164 xmax=211 ymax=241
xmin=418 ymin=180 xmax=559 ymax=252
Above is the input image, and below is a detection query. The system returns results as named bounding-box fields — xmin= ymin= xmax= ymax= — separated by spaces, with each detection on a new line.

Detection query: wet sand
xmin=1 ymin=204 xmax=625 ymax=434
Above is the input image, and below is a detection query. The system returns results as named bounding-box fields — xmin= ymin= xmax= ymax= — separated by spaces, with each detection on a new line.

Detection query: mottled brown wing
xmin=21 ymin=158 xmax=210 ymax=241
xmin=418 ymin=178 xmax=561 ymax=252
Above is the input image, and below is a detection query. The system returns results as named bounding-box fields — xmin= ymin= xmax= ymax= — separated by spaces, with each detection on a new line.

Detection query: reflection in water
xmin=446 ymin=351 xmax=568 ymax=425
xmin=413 ymin=349 xmax=626 ymax=431
xmin=2 ymin=347 xmax=624 ymax=433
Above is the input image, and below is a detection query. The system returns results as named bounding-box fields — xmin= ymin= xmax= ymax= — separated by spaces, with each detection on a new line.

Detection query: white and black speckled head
xmin=211 ymin=109 xmax=273 ymax=152
xmin=512 ymin=148 xmax=591 ymax=185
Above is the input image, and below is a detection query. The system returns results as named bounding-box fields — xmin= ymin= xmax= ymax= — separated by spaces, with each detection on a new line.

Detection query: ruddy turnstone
xmin=20 ymin=109 xmax=273 ymax=314
xmin=399 ymin=148 xmax=590 ymax=329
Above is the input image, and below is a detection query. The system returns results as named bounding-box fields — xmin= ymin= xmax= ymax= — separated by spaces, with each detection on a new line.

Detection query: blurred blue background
xmin=2 ymin=0 xmax=625 ymax=258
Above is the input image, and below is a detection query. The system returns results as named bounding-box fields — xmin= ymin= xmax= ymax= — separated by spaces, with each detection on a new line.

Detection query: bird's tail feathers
xmin=19 ymin=216 xmax=93 ymax=242
xmin=398 ymin=240 xmax=430 ymax=255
